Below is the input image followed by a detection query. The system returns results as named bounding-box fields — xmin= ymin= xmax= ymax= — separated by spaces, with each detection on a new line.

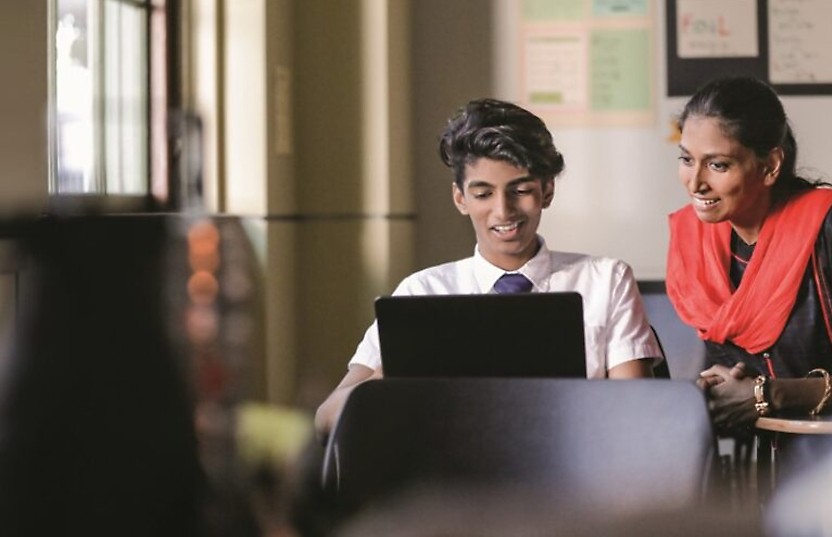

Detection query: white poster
xmin=524 ymin=33 xmax=588 ymax=110
xmin=769 ymin=0 xmax=832 ymax=84
xmin=676 ymin=0 xmax=758 ymax=58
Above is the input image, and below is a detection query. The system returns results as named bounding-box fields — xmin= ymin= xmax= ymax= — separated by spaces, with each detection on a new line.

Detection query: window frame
xmin=47 ymin=0 xmax=181 ymax=212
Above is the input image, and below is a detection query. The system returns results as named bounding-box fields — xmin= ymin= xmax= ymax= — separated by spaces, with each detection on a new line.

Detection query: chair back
xmin=651 ymin=325 xmax=671 ymax=378
xmin=639 ymin=280 xmax=706 ymax=379
xmin=323 ymin=378 xmax=716 ymax=518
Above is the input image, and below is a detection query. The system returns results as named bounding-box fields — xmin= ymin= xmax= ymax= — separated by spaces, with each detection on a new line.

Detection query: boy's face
xmin=453 ymin=158 xmax=554 ymax=271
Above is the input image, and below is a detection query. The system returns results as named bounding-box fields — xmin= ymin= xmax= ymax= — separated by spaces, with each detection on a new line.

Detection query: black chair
xmin=322 ymin=378 xmax=717 ymax=520
xmin=652 ymin=325 xmax=672 ymax=378
xmin=638 ymin=280 xmax=706 ymax=380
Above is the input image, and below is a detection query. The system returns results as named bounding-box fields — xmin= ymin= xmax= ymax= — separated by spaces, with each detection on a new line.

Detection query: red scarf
xmin=666 ymin=189 xmax=832 ymax=353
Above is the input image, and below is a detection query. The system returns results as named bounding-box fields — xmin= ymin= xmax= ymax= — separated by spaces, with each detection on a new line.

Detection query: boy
xmin=315 ymin=99 xmax=661 ymax=437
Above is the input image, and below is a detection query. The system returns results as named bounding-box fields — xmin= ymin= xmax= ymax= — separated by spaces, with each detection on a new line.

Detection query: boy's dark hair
xmin=439 ymin=99 xmax=565 ymax=189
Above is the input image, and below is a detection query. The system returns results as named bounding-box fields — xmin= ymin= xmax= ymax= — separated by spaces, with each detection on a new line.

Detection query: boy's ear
xmin=542 ymin=179 xmax=555 ymax=208
xmin=452 ymin=182 xmax=468 ymax=215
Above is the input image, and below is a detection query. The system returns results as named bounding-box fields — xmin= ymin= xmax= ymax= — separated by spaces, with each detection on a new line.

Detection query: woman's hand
xmin=697 ymin=363 xmax=758 ymax=435
xmin=697 ymin=362 xmax=747 ymax=389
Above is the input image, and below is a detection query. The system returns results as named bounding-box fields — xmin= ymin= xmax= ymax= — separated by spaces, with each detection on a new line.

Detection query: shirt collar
xmin=473 ymin=236 xmax=552 ymax=293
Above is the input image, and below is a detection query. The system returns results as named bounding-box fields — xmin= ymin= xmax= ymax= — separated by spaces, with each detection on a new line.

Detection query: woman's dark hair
xmin=678 ymin=76 xmax=818 ymax=202
xmin=439 ymin=98 xmax=565 ymax=189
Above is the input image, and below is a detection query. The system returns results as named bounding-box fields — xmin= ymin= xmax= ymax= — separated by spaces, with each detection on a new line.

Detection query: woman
xmin=666 ymin=76 xmax=832 ymax=435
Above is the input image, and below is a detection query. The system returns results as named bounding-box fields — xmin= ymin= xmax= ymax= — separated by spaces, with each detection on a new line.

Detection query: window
xmin=49 ymin=0 xmax=176 ymax=206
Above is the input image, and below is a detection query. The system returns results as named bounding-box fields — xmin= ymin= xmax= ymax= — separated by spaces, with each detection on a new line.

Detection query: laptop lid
xmin=375 ymin=292 xmax=586 ymax=378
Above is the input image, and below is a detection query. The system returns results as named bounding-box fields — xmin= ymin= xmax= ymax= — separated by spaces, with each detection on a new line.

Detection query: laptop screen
xmin=375 ymin=292 xmax=586 ymax=378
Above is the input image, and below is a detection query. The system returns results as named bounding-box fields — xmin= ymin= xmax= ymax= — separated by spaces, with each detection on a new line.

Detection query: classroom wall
xmin=410 ymin=0 xmax=492 ymax=270
xmin=207 ymin=0 xmax=416 ymax=405
xmin=0 ymin=2 xmax=49 ymax=214
xmin=290 ymin=1 xmax=415 ymax=406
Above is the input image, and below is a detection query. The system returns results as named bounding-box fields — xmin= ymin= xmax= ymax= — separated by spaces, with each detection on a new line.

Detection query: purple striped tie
xmin=493 ymin=273 xmax=533 ymax=294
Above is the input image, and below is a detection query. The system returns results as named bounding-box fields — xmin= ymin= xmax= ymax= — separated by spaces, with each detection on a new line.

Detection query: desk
xmin=756 ymin=415 xmax=832 ymax=435
xmin=755 ymin=415 xmax=832 ymax=502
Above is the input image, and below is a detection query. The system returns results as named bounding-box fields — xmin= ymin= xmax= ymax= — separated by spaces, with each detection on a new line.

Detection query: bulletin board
xmin=518 ymin=0 xmax=656 ymax=127
xmin=667 ymin=0 xmax=832 ymax=96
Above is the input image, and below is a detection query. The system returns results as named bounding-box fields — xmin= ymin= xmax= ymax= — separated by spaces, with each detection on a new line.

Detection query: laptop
xmin=375 ymin=292 xmax=586 ymax=378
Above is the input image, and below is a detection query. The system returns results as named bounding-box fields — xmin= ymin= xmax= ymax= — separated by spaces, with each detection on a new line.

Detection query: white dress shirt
xmin=348 ymin=237 xmax=661 ymax=378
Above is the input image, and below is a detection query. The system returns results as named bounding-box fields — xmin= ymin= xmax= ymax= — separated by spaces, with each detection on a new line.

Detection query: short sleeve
xmin=604 ymin=261 xmax=663 ymax=370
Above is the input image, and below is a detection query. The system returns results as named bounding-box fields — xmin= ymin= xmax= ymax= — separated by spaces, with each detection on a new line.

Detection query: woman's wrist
xmin=768 ymin=378 xmax=827 ymax=414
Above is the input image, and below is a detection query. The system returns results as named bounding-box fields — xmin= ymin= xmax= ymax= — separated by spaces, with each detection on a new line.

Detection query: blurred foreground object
xmin=235 ymin=402 xmax=314 ymax=536
xmin=765 ymin=440 xmax=832 ymax=536
xmin=0 ymin=215 xmax=202 ymax=535
xmin=323 ymin=378 xmax=719 ymax=528
xmin=337 ymin=484 xmax=761 ymax=537
xmin=0 ymin=213 xmax=314 ymax=536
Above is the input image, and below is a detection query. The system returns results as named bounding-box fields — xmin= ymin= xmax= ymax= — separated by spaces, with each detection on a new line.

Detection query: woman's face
xmin=677 ymin=115 xmax=778 ymax=244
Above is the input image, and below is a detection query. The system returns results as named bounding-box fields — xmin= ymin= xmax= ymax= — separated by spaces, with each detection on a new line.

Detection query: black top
xmin=704 ymin=209 xmax=832 ymax=378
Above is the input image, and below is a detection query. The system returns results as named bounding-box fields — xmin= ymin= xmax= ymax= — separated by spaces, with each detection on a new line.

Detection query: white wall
xmin=493 ymin=0 xmax=832 ymax=280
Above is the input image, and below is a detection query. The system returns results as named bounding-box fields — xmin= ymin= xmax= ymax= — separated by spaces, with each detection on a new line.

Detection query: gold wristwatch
xmin=754 ymin=375 xmax=771 ymax=416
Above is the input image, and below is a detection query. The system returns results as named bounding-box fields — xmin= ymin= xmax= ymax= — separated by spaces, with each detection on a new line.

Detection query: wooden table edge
xmin=755 ymin=416 xmax=832 ymax=435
